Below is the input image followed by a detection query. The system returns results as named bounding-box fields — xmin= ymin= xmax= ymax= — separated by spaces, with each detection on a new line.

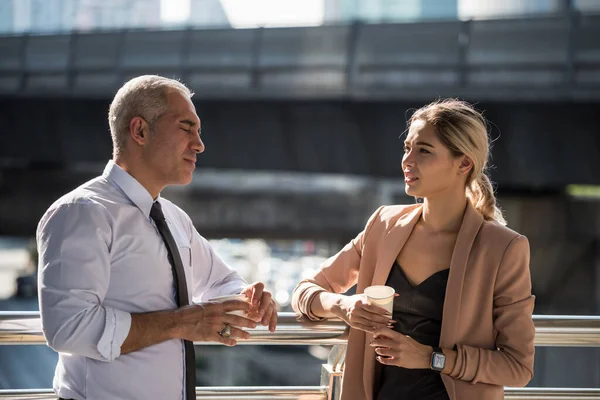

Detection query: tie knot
xmin=150 ymin=201 xmax=165 ymax=222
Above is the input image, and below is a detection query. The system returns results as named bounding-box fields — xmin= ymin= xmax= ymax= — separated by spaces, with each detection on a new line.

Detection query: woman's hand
xmin=333 ymin=294 xmax=395 ymax=333
xmin=371 ymin=327 xmax=433 ymax=369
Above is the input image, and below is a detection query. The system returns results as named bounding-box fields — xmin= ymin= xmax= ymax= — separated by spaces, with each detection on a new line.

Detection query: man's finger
xmin=251 ymin=282 xmax=264 ymax=309
xmin=262 ymin=302 xmax=276 ymax=326
xmin=227 ymin=326 xmax=251 ymax=340
xmin=258 ymin=291 xmax=272 ymax=317
xmin=223 ymin=314 xmax=258 ymax=329
xmin=213 ymin=333 xmax=237 ymax=347
xmin=268 ymin=304 xmax=277 ymax=332
xmin=220 ymin=300 xmax=252 ymax=312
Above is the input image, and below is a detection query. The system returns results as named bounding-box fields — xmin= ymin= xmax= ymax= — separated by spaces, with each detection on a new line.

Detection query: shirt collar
xmin=102 ymin=160 xmax=159 ymax=217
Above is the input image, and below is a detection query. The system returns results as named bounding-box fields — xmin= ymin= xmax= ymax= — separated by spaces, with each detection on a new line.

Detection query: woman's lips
xmin=404 ymin=172 xmax=418 ymax=183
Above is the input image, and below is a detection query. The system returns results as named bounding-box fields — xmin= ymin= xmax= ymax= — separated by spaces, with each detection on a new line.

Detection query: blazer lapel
xmin=363 ymin=204 xmax=422 ymax=399
xmin=370 ymin=205 xmax=423 ymax=286
xmin=439 ymin=201 xmax=484 ymax=350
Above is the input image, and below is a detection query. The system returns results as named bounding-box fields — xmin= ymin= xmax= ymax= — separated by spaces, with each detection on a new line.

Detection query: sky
xmin=160 ymin=0 xmax=600 ymax=27
xmin=161 ymin=0 xmax=325 ymax=28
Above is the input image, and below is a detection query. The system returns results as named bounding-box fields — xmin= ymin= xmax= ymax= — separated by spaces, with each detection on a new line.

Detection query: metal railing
xmin=1 ymin=312 xmax=600 ymax=399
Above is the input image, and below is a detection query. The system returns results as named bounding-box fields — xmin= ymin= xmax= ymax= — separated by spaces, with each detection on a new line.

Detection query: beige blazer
xmin=292 ymin=202 xmax=535 ymax=400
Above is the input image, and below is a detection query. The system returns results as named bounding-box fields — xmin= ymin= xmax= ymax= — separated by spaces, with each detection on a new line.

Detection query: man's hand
xmin=240 ymin=282 xmax=278 ymax=332
xmin=174 ymin=301 xmax=257 ymax=346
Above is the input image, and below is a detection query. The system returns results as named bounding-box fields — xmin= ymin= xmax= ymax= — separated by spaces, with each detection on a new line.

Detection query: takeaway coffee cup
xmin=208 ymin=294 xmax=250 ymax=317
xmin=364 ymin=285 xmax=395 ymax=315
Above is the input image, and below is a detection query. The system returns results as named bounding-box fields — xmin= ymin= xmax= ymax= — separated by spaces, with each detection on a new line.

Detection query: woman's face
xmin=402 ymin=119 xmax=470 ymax=199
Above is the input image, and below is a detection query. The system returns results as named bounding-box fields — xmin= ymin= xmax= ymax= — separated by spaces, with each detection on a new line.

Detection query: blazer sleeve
xmin=291 ymin=206 xmax=384 ymax=321
xmin=449 ymin=235 xmax=536 ymax=387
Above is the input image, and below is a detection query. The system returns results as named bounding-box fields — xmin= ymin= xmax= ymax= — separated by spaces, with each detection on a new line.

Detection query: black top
xmin=375 ymin=262 xmax=450 ymax=400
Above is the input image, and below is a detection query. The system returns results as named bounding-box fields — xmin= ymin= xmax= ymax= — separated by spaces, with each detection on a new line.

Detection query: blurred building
xmin=0 ymin=0 xmax=163 ymax=33
xmin=1 ymin=0 xmax=78 ymax=33
xmin=324 ymin=0 xmax=458 ymax=23
xmin=189 ymin=0 xmax=230 ymax=28
xmin=75 ymin=0 xmax=162 ymax=30
xmin=1 ymin=0 xmax=600 ymax=392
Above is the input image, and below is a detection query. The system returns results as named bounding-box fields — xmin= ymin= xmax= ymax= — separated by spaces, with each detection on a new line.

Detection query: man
xmin=36 ymin=75 xmax=277 ymax=400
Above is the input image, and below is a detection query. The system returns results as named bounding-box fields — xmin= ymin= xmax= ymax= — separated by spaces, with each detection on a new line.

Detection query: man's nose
xmin=192 ymin=136 xmax=205 ymax=153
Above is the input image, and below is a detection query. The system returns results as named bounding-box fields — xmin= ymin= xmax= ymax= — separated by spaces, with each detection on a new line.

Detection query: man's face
xmin=142 ymin=91 xmax=204 ymax=188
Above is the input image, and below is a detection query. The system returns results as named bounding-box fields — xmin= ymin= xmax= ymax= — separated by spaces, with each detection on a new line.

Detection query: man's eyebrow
xmin=179 ymin=119 xmax=197 ymax=127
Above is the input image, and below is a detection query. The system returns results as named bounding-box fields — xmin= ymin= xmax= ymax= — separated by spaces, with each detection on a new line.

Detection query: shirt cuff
xmin=97 ymin=307 xmax=132 ymax=362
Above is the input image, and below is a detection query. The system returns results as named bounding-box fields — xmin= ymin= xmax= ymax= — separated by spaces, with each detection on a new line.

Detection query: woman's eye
xmin=419 ymin=148 xmax=430 ymax=154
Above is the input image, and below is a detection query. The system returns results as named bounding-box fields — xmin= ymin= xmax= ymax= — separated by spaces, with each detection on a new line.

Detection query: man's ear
xmin=458 ymin=155 xmax=474 ymax=176
xmin=129 ymin=117 xmax=147 ymax=145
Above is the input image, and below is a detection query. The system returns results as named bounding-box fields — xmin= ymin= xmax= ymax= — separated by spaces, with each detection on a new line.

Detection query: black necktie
xmin=150 ymin=201 xmax=196 ymax=400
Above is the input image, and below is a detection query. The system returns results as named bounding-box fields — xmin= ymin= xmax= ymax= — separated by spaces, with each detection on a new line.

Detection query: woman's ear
xmin=458 ymin=155 xmax=474 ymax=175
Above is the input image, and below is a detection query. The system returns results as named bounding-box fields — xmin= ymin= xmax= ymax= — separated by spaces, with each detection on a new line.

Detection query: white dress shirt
xmin=37 ymin=160 xmax=247 ymax=400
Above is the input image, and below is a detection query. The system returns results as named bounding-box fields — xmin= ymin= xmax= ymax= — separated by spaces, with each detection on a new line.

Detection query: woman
xmin=291 ymin=99 xmax=535 ymax=400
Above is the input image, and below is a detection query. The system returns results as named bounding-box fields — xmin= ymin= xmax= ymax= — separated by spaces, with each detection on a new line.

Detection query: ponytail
xmin=467 ymin=173 xmax=506 ymax=226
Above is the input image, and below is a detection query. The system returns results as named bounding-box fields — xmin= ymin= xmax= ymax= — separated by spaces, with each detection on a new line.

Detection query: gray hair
xmin=108 ymin=75 xmax=193 ymax=158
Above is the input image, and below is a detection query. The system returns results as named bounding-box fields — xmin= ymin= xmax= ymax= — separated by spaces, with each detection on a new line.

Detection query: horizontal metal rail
xmin=0 ymin=387 xmax=327 ymax=399
xmin=0 ymin=312 xmax=347 ymax=346
xmin=504 ymin=388 xmax=600 ymax=399
xmin=1 ymin=312 xmax=599 ymax=399
xmin=0 ymin=387 xmax=599 ymax=399
xmin=1 ymin=312 xmax=599 ymax=347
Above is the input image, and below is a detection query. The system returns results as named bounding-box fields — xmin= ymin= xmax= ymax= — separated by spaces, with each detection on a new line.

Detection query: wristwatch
xmin=430 ymin=347 xmax=446 ymax=372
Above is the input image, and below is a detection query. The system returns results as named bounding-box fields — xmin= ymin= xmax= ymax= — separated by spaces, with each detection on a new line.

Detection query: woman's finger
xmin=362 ymin=303 xmax=392 ymax=317
xmin=373 ymin=327 xmax=403 ymax=339
xmin=376 ymin=355 xmax=397 ymax=365
xmin=354 ymin=316 xmax=393 ymax=332
xmin=351 ymin=316 xmax=387 ymax=331
xmin=374 ymin=347 xmax=397 ymax=357
xmin=354 ymin=307 xmax=393 ymax=325
xmin=370 ymin=338 xmax=396 ymax=348
xmin=351 ymin=321 xmax=377 ymax=333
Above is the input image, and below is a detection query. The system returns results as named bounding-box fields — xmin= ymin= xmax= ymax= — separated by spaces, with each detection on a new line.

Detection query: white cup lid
xmin=364 ymin=285 xmax=395 ymax=299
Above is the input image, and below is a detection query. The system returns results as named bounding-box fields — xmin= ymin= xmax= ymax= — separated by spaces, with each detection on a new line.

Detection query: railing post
xmin=321 ymin=344 xmax=346 ymax=400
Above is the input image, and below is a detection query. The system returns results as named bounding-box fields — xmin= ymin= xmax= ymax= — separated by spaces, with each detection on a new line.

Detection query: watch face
xmin=432 ymin=353 xmax=446 ymax=370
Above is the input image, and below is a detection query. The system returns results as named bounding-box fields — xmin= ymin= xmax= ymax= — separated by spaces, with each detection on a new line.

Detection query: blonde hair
xmin=409 ymin=99 xmax=506 ymax=225
xmin=108 ymin=75 xmax=192 ymax=159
